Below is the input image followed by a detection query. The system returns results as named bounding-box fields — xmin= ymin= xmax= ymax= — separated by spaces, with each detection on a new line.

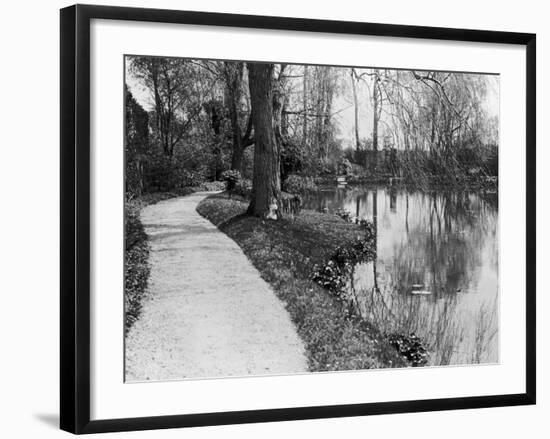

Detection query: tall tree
xmin=125 ymin=86 xmax=149 ymax=196
xmin=302 ymin=65 xmax=308 ymax=148
xmin=247 ymin=63 xmax=282 ymax=219
xmin=350 ymin=69 xmax=361 ymax=150
xmin=372 ymin=69 xmax=380 ymax=167
xmin=130 ymin=57 xmax=202 ymax=157
xmin=221 ymin=61 xmax=254 ymax=173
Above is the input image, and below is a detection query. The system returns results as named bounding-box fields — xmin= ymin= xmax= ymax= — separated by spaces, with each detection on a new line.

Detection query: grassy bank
xmin=197 ymin=193 xmax=406 ymax=371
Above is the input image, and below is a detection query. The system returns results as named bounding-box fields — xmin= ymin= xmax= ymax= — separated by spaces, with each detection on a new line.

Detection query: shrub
xmin=280 ymin=192 xmax=302 ymax=217
xmin=312 ymin=233 xmax=376 ymax=300
xmin=282 ymin=174 xmax=318 ymax=194
xmin=232 ymin=178 xmax=252 ymax=198
xmin=388 ymin=333 xmax=429 ymax=366
xmin=199 ymin=180 xmax=227 ymax=191
xmin=312 ymin=259 xmax=349 ymax=296
xmin=181 ymin=168 xmax=207 ymax=187
xmin=221 ymin=169 xmax=242 ymax=187
xmin=334 ymin=209 xmax=376 ymax=239
xmin=335 ymin=208 xmax=354 ymax=222
xmin=332 ymin=237 xmax=376 ymax=267
xmin=338 ymin=158 xmax=352 ymax=175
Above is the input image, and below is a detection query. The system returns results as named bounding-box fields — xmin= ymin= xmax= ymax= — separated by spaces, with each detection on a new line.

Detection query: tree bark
xmin=247 ymin=63 xmax=282 ymax=219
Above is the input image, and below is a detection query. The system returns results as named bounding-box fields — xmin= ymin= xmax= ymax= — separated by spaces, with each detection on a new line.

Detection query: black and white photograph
xmin=0 ymin=0 xmax=544 ymax=436
xmin=124 ymin=56 xmax=499 ymax=382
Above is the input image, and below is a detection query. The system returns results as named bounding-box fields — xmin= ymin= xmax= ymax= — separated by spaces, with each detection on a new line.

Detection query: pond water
xmin=303 ymin=186 xmax=499 ymax=366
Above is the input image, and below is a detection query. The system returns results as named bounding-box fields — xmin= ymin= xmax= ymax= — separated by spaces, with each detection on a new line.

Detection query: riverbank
xmin=314 ymin=175 xmax=498 ymax=191
xmin=197 ymin=192 xmax=406 ymax=371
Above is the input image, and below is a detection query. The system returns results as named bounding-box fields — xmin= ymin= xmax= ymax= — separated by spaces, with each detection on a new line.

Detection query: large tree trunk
xmin=247 ymin=63 xmax=282 ymax=220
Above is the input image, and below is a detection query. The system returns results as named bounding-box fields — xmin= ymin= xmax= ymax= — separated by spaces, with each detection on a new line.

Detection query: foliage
xmin=312 ymin=236 xmax=376 ymax=297
xmin=388 ymin=332 xmax=429 ymax=366
xmin=332 ymin=237 xmax=376 ymax=266
xmin=311 ymin=260 xmax=349 ymax=296
xmin=181 ymin=168 xmax=207 ymax=187
xmin=142 ymin=140 xmax=220 ymax=192
xmin=282 ymin=174 xmax=318 ymax=194
xmin=338 ymin=158 xmax=352 ymax=175
xmin=335 ymin=208 xmax=354 ymax=222
xmin=221 ymin=169 xmax=241 ymax=190
xmin=280 ymin=138 xmax=304 ymax=180
xmin=280 ymin=192 xmax=302 ymax=216
xmin=199 ymin=180 xmax=227 ymax=191
xmin=129 ymin=57 xmax=207 ymax=157
xmin=221 ymin=169 xmax=242 ymax=185
xmin=232 ymin=178 xmax=253 ymax=198
xmin=124 ymin=201 xmax=151 ymax=331
xmin=335 ymin=209 xmax=376 ymax=235
xmin=125 ymin=86 xmax=149 ymax=198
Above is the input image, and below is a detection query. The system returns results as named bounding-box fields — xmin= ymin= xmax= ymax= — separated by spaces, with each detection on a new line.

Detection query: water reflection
xmin=303 ymin=186 xmax=499 ymax=366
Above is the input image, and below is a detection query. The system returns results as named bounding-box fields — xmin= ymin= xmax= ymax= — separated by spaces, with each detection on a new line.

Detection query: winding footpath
xmin=125 ymin=192 xmax=307 ymax=381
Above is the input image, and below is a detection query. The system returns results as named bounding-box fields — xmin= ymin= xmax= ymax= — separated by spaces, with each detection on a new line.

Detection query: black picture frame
xmin=60 ymin=3 xmax=536 ymax=434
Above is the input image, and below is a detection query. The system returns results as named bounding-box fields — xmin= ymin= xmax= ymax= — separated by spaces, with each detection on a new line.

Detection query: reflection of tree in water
xmin=329 ymin=186 xmax=499 ymax=366
xmin=391 ymin=191 xmax=488 ymax=297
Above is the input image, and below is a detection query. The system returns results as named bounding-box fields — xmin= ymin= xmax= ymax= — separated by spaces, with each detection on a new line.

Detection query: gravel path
xmin=125 ymin=192 xmax=307 ymax=382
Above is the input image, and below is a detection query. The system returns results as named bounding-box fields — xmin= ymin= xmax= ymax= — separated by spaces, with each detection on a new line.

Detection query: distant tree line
xmin=126 ymin=56 xmax=498 ymax=219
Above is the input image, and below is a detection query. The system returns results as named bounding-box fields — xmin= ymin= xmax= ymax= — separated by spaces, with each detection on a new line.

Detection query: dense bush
xmin=313 ymin=231 xmax=376 ymax=299
xmin=281 ymin=138 xmax=304 ymax=181
xmin=143 ymin=145 xmax=214 ymax=192
xmin=332 ymin=237 xmax=376 ymax=267
xmin=312 ymin=260 xmax=349 ymax=296
xmin=282 ymin=174 xmax=318 ymax=194
xmin=335 ymin=208 xmax=354 ymax=222
xmin=232 ymin=178 xmax=253 ymax=198
xmin=388 ymin=333 xmax=429 ymax=366
xmin=338 ymin=158 xmax=352 ymax=175
xmin=125 ymin=87 xmax=149 ymax=197
xmin=181 ymin=168 xmax=207 ymax=187
xmin=199 ymin=180 xmax=226 ymax=191
xmin=221 ymin=169 xmax=242 ymax=190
